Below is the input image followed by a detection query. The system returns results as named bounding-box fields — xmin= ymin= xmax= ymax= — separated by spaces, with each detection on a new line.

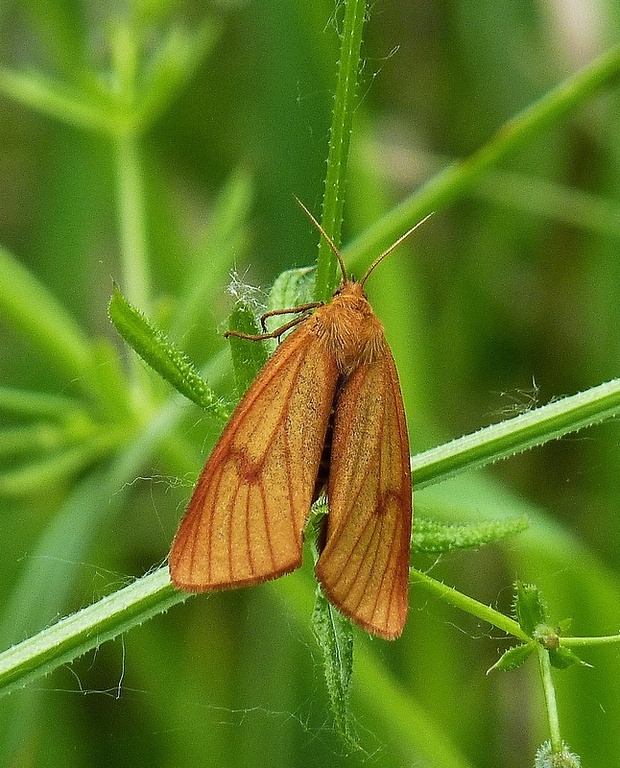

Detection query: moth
xmin=170 ymin=204 xmax=423 ymax=639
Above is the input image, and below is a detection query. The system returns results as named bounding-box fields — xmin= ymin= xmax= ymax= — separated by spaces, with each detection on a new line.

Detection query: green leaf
xmin=412 ymin=514 xmax=528 ymax=554
xmin=310 ymin=588 xmax=357 ymax=749
xmin=108 ymin=285 xmax=227 ymax=419
xmin=226 ymin=302 xmax=270 ymax=395
xmin=514 ymin=582 xmax=549 ymax=636
xmin=307 ymin=503 xmax=358 ymax=748
xmin=173 ymin=166 xmax=253 ymax=342
xmin=0 ymin=387 xmax=88 ymax=422
xmin=130 ymin=19 xmax=221 ymax=133
xmin=548 ymin=647 xmax=590 ymax=670
xmin=0 ymin=67 xmax=119 ymax=135
xmin=0 ymin=425 xmax=63 ymax=458
xmin=226 ymin=265 xmax=316 ymax=397
xmin=512 ymin=588 xmax=589 ymax=669
xmin=489 ymin=643 xmax=535 ymax=672
xmin=267 ymin=266 xmax=316 ymax=320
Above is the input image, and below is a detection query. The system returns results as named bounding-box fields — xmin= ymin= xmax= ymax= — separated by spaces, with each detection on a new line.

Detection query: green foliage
xmin=310 ymin=588 xmax=356 ymax=748
xmin=412 ymin=514 xmax=529 ymax=553
xmin=268 ymin=267 xmax=317 ymax=317
xmin=2 ymin=2 xmax=620 ymax=768
xmin=491 ymin=582 xmax=588 ymax=674
xmin=109 ymin=285 xmax=228 ymax=416
xmin=515 ymin=581 xmax=549 ymax=636
xmin=226 ymin=301 xmax=271 ymax=394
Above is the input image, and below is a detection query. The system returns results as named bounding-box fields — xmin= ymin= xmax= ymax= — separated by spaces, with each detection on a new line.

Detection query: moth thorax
xmin=314 ymin=286 xmax=386 ymax=370
xmin=332 ymin=313 xmax=386 ymax=372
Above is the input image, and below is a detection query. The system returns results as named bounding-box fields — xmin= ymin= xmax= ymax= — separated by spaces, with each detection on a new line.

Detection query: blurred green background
xmin=1 ymin=1 xmax=620 ymax=766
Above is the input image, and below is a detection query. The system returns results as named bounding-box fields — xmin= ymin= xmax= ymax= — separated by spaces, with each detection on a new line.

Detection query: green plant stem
xmin=114 ymin=133 xmax=154 ymax=404
xmin=410 ymin=569 xmax=529 ymax=641
xmin=561 ymin=634 xmax=620 ymax=647
xmin=0 ymin=565 xmax=531 ymax=701
xmin=344 ymin=41 xmax=620 ymax=262
xmin=114 ymin=135 xmax=151 ymax=313
xmin=314 ymin=0 xmax=367 ymax=302
xmin=412 ymin=377 xmax=620 ymax=489
xmin=0 ymin=569 xmax=185 ymax=697
xmin=363 ymin=143 xmax=620 ymax=240
xmin=537 ymin=646 xmax=563 ymax=752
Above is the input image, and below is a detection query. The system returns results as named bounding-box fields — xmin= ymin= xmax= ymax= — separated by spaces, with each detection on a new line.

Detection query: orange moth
xmin=169 ymin=204 xmax=423 ymax=639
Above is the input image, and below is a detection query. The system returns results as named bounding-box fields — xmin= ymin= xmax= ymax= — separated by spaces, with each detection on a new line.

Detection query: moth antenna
xmin=294 ymin=196 xmax=348 ymax=283
xmin=360 ymin=211 xmax=434 ymax=288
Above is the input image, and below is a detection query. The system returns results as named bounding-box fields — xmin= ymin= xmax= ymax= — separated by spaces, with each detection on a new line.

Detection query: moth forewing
xmin=314 ymin=310 xmax=412 ymax=639
xmin=169 ymin=322 xmax=338 ymax=589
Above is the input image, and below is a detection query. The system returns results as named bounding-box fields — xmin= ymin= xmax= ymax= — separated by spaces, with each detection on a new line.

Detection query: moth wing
xmin=170 ymin=325 xmax=338 ymax=590
xmin=315 ymin=350 xmax=412 ymax=639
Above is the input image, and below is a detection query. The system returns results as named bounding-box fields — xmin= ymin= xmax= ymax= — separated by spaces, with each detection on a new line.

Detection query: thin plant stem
xmin=537 ymin=646 xmax=563 ymax=752
xmin=343 ymin=42 xmax=620 ymax=264
xmin=314 ymin=0 xmax=368 ymax=303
